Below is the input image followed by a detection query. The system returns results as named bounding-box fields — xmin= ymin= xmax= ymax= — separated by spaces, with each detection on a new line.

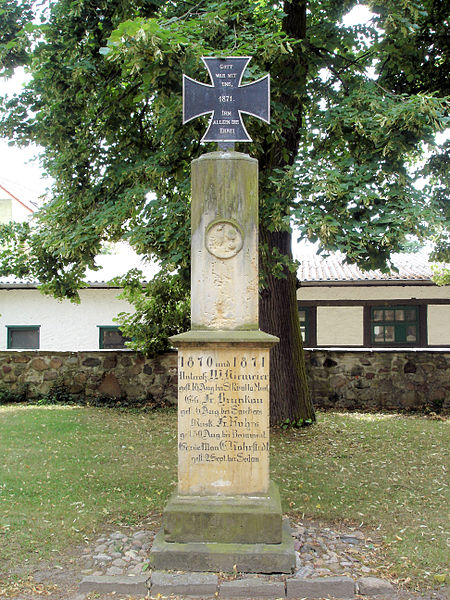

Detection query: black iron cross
xmin=183 ymin=56 xmax=270 ymax=143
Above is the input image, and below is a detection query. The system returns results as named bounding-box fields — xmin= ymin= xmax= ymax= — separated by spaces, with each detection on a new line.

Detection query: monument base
xmin=150 ymin=518 xmax=296 ymax=574
xmin=163 ymin=480 xmax=282 ymax=544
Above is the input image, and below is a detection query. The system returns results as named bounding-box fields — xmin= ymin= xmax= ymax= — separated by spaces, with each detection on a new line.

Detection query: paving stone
xmin=106 ymin=566 xmax=124 ymax=576
xmin=287 ymin=575 xmax=355 ymax=599
xmin=295 ymin=565 xmax=314 ymax=578
xmin=220 ymin=578 xmax=285 ymax=598
xmin=111 ymin=558 xmax=126 ymax=567
xmin=150 ymin=571 xmax=218 ymax=597
xmin=79 ymin=575 xmax=149 ymax=595
xmin=93 ymin=553 xmax=111 ymax=563
xmin=358 ymin=577 xmax=396 ymax=596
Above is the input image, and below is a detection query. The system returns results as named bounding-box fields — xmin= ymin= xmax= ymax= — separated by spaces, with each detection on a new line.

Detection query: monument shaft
xmin=151 ymin=57 xmax=295 ymax=573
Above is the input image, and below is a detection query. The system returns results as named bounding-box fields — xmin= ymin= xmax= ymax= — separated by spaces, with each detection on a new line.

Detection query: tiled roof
xmin=0 ymin=252 xmax=159 ymax=287
xmin=298 ymin=251 xmax=444 ymax=283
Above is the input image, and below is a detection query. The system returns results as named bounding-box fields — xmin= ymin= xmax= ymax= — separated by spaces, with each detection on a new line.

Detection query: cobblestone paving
xmin=5 ymin=518 xmax=448 ymax=600
xmin=77 ymin=518 xmax=382 ymax=581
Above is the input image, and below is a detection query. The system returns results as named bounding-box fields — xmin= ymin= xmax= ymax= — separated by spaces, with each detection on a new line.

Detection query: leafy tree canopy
xmin=0 ymin=1 xmax=448 ymax=291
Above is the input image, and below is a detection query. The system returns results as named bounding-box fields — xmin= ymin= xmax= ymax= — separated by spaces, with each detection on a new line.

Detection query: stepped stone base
xmin=164 ymin=480 xmax=282 ymax=544
xmin=150 ymin=518 xmax=296 ymax=573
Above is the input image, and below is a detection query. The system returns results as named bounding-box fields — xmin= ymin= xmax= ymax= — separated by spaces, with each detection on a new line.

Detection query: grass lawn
xmin=0 ymin=405 xmax=448 ymax=589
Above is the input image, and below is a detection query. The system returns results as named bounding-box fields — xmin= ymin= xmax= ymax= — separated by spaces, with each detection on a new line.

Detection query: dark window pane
xmin=385 ymin=326 xmax=395 ymax=342
xmin=9 ymin=328 xmax=39 ymax=349
xmin=405 ymin=308 xmax=416 ymax=321
xmin=101 ymin=328 xmax=127 ymax=349
xmin=406 ymin=325 xmax=417 ymax=342
xmin=298 ymin=310 xmax=306 ymax=322
xmin=373 ymin=310 xmax=383 ymax=321
xmin=384 ymin=310 xmax=394 ymax=321
xmin=395 ymin=309 xmax=405 ymax=321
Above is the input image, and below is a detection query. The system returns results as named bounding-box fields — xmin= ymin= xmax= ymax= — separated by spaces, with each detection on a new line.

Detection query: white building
xmin=297 ymin=252 xmax=450 ymax=348
xmin=1 ymin=183 xmax=448 ymax=351
xmin=0 ymin=253 xmax=158 ymax=351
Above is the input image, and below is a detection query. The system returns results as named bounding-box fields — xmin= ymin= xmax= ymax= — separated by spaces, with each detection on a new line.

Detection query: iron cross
xmin=183 ymin=56 xmax=270 ymax=144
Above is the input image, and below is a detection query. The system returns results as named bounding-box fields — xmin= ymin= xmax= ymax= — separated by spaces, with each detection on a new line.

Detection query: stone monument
xmin=150 ymin=56 xmax=295 ymax=573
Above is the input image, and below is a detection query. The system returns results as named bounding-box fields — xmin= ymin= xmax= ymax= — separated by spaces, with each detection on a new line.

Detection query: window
xmin=98 ymin=326 xmax=129 ymax=349
xmin=371 ymin=306 xmax=419 ymax=345
xmin=298 ymin=306 xmax=316 ymax=346
xmin=298 ymin=308 xmax=309 ymax=343
xmin=7 ymin=326 xmax=40 ymax=349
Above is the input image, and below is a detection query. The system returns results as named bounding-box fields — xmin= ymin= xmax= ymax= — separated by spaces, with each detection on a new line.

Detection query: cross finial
xmin=183 ymin=56 xmax=270 ymax=145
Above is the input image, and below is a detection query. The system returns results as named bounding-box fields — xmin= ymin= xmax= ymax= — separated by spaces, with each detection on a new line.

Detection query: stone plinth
xmin=163 ymin=480 xmax=282 ymax=544
xmin=149 ymin=330 xmax=297 ymax=573
xmin=173 ymin=331 xmax=278 ymax=495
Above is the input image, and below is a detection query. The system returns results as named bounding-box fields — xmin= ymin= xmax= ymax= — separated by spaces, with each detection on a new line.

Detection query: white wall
xmin=298 ymin=284 xmax=450 ymax=346
xmin=428 ymin=305 xmax=450 ymax=346
xmin=0 ymin=288 xmax=134 ymax=351
xmin=316 ymin=306 xmax=364 ymax=346
xmin=0 ymin=197 xmax=33 ymax=223
xmin=298 ymin=284 xmax=450 ymax=302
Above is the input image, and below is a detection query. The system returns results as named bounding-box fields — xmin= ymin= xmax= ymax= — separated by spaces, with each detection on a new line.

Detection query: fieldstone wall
xmin=304 ymin=349 xmax=449 ymax=413
xmin=0 ymin=349 xmax=448 ymax=413
xmin=0 ymin=350 xmax=178 ymax=404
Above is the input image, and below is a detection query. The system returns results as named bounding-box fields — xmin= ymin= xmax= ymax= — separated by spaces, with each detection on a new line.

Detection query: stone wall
xmin=304 ymin=349 xmax=449 ymax=413
xmin=0 ymin=350 xmax=178 ymax=405
xmin=1 ymin=349 xmax=448 ymax=413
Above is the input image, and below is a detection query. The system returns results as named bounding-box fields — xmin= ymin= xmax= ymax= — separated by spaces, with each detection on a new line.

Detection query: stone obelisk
xmin=150 ymin=56 xmax=295 ymax=573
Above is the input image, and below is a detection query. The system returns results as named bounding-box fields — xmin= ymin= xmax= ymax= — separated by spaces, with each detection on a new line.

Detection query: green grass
xmin=0 ymin=406 xmax=448 ymax=589
xmin=271 ymin=412 xmax=449 ymax=587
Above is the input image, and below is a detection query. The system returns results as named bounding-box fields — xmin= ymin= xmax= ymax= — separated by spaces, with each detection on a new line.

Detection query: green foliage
xmin=113 ymin=268 xmax=190 ymax=356
xmin=280 ymin=416 xmax=314 ymax=430
xmin=0 ymin=0 xmax=33 ymax=76
xmin=431 ymin=265 xmax=450 ymax=286
xmin=0 ymin=1 xmax=448 ymax=416
xmin=0 ymin=0 xmax=447 ymax=288
xmin=0 ymin=383 xmax=29 ymax=404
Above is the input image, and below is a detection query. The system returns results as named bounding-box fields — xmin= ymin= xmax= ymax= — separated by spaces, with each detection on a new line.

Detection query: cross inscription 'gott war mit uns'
xmin=183 ymin=56 xmax=270 ymax=143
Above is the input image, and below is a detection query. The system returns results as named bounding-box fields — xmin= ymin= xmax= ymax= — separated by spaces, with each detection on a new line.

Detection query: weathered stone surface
xmin=357 ymin=576 xmax=395 ymax=596
xmin=150 ymin=518 xmax=296 ymax=574
xmin=43 ymin=370 xmax=58 ymax=381
xmin=1 ymin=349 xmax=448 ymax=413
xmin=305 ymin=350 xmax=449 ymax=413
xmin=79 ymin=575 xmax=149 ymax=595
xmin=82 ymin=358 xmax=101 ymax=367
xmin=13 ymin=354 xmax=30 ymax=363
xmin=150 ymin=571 xmax=218 ymax=597
xmin=286 ymin=576 xmax=355 ymax=598
xmin=220 ymin=578 xmax=285 ymax=598
xmin=190 ymin=152 xmax=259 ymax=330
xmin=98 ymin=373 xmax=122 ymax=397
xmin=31 ymin=358 xmax=48 ymax=371
xmin=174 ymin=338 xmax=275 ymax=496
xmin=163 ymin=480 xmax=282 ymax=544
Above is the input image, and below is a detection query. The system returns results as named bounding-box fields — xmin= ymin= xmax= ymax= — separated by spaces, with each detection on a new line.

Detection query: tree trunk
xmin=259 ymin=227 xmax=315 ymax=426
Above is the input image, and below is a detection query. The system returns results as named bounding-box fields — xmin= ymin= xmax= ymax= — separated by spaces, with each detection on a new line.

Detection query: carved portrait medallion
xmin=205 ymin=219 xmax=244 ymax=259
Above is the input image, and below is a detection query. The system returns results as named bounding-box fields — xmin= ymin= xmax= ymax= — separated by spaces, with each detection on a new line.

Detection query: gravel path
xmin=3 ymin=516 xmax=448 ymax=600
